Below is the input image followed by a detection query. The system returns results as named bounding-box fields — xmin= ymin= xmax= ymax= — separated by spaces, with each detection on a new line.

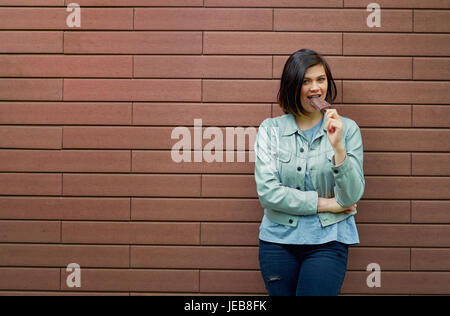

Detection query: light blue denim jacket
xmin=254 ymin=113 xmax=365 ymax=228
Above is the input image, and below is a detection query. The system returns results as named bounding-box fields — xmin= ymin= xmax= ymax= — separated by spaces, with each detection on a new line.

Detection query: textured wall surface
xmin=0 ymin=0 xmax=449 ymax=295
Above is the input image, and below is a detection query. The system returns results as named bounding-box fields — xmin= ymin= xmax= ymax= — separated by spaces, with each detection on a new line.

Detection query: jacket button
xmin=297 ymin=166 xmax=302 ymax=171
xmin=289 ymin=219 xmax=293 ymax=224
xmin=333 ymin=169 xmax=339 ymax=174
xmin=300 ymin=147 xmax=304 ymax=153
xmin=296 ymin=186 xmax=300 ymax=190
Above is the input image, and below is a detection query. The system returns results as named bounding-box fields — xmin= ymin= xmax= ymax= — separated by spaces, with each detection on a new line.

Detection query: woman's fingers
xmin=326 ymin=109 xmax=339 ymax=119
xmin=344 ymin=204 xmax=357 ymax=213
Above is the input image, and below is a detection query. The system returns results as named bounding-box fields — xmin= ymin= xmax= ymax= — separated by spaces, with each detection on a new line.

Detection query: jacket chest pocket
xmin=277 ymin=149 xmax=294 ymax=184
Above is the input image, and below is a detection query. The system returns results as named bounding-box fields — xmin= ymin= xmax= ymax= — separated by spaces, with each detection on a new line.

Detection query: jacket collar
xmin=281 ymin=113 xmax=328 ymax=136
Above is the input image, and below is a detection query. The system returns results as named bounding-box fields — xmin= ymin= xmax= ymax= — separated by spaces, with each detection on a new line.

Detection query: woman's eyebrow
xmin=304 ymin=74 xmax=326 ymax=79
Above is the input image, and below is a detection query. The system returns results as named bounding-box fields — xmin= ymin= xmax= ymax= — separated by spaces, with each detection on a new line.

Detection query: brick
xmin=129 ymin=270 xmax=199 ymax=292
xmin=63 ymin=79 xmax=201 ymax=102
xmin=365 ymin=176 xmax=450 ymax=199
xmin=61 ymin=269 xmax=128 ymax=292
xmin=412 ymin=153 xmax=450 ymax=176
xmin=134 ymin=56 xmax=272 ymax=78
xmin=412 ymin=201 xmax=450 ymax=224
xmin=344 ymin=0 xmax=450 ymax=9
xmin=63 ymin=126 xmax=190 ymax=149
xmin=0 ymin=221 xmax=60 ymax=243
xmin=131 ymin=198 xmax=262 ymax=222
xmin=0 ymin=150 xmax=130 ymax=172
xmin=135 ymin=8 xmax=272 ymax=30
xmin=134 ymin=80 xmax=201 ymax=101
xmin=203 ymin=80 xmax=279 ymax=102
xmin=332 ymin=104 xmax=411 ymax=127
xmin=205 ymin=0 xmax=343 ymax=7
xmin=411 ymin=248 xmax=450 ymax=271
xmin=0 ymin=79 xmax=62 ymax=101
xmin=69 ymin=0 xmax=203 ymax=6
xmin=63 ymin=174 xmax=201 ymax=197
xmin=133 ymin=151 xmax=254 ymax=174
xmin=201 ymin=223 xmax=259 ymax=245
xmin=0 ymin=244 xmax=129 ymax=268
xmin=60 ymin=269 xmax=199 ymax=292
xmin=413 ymin=58 xmax=450 ymax=80
xmin=344 ymin=33 xmax=450 ymax=56
xmin=132 ymin=150 xmax=203 ymax=174
xmin=413 ymin=105 xmax=450 ymax=128
xmin=343 ymin=81 xmax=450 ymax=104
xmin=0 ymin=8 xmax=133 ymax=30
xmin=0 ymin=268 xmax=59 ymax=291
xmin=0 ymin=291 xmax=128 ymax=296
xmin=358 ymin=224 xmax=450 ymax=247
xmin=204 ymin=32 xmax=342 ymax=55
xmin=354 ymin=200 xmax=410 ymax=224
xmin=0 ymin=197 xmax=130 ymax=220
xmin=202 ymin=175 xmax=257 ymax=197
xmin=348 ymin=247 xmax=410 ymax=271
xmin=0 ymin=102 xmax=131 ymax=125
xmin=62 ymin=222 xmax=200 ymax=245
xmin=331 ymin=57 xmax=412 ymax=80
xmin=64 ymin=32 xmax=202 ymax=54
xmin=133 ymin=103 xmax=270 ymax=126
xmin=0 ymin=31 xmax=62 ymax=53
xmin=0 ymin=126 xmax=62 ymax=149
xmin=131 ymin=222 xmax=200 ymax=245
xmin=362 ymin=129 xmax=450 ymax=151
xmin=131 ymin=246 xmax=258 ymax=269
xmin=364 ymin=152 xmax=411 ymax=175
xmin=0 ymin=56 xmax=132 ymax=78
xmin=200 ymin=270 xmax=266 ymax=294
xmin=0 ymin=173 xmax=61 ymax=196
xmin=274 ymin=9 xmax=412 ymax=32
xmin=342 ymin=271 xmax=450 ymax=295
xmin=414 ymin=10 xmax=450 ymax=32
xmin=202 ymin=152 xmax=255 ymax=173
xmin=0 ymin=0 xmax=63 ymax=5
xmin=63 ymin=79 xmax=135 ymax=102
xmin=73 ymin=8 xmax=134 ymax=30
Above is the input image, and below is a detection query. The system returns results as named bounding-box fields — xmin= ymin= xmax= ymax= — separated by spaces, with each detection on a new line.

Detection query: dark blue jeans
xmin=258 ymin=239 xmax=349 ymax=296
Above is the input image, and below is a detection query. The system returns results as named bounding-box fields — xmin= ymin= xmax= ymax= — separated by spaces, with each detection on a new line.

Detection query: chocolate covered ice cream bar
xmin=309 ymin=96 xmax=332 ymax=112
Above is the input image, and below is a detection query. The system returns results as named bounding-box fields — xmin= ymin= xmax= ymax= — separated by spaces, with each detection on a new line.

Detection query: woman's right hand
xmin=317 ymin=197 xmax=357 ymax=214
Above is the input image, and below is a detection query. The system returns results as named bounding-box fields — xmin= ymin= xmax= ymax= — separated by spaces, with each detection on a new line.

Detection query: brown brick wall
xmin=0 ymin=0 xmax=449 ymax=295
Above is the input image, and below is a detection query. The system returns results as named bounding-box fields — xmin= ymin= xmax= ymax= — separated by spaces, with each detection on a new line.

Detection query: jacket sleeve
xmin=331 ymin=121 xmax=365 ymax=207
xmin=254 ymin=119 xmax=318 ymax=216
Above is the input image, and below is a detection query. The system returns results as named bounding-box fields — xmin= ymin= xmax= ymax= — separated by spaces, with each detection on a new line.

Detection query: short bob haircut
xmin=278 ymin=49 xmax=337 ymax=116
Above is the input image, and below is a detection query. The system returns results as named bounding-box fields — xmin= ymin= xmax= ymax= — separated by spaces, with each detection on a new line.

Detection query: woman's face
xmin=300 ymin=63 xmax=328 ymax=114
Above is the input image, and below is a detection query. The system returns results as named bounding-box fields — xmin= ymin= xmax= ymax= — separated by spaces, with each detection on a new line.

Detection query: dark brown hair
xmin=278 ymin=49 xmax=337 ymax=116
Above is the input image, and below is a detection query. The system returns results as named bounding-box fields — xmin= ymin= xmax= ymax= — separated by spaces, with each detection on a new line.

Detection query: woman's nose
xmin=311 ymin=81 xmax=320 ymax=91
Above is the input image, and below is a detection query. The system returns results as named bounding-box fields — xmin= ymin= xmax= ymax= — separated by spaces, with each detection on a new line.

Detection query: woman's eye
xmin=319 ymin=78 xmax=325 ymax=81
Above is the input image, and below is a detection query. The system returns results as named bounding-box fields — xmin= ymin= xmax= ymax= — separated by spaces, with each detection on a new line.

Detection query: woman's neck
xmin=294 ymin=111 xmax=324 ymax=130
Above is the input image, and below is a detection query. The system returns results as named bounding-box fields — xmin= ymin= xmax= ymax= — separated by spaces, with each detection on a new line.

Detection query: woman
xmin=254 ymin=49 xmax=365 ymax=296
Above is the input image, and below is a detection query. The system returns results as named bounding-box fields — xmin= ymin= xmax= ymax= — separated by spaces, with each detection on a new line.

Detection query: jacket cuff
xmin=331 ymin=153 xmax=350 ymax=176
